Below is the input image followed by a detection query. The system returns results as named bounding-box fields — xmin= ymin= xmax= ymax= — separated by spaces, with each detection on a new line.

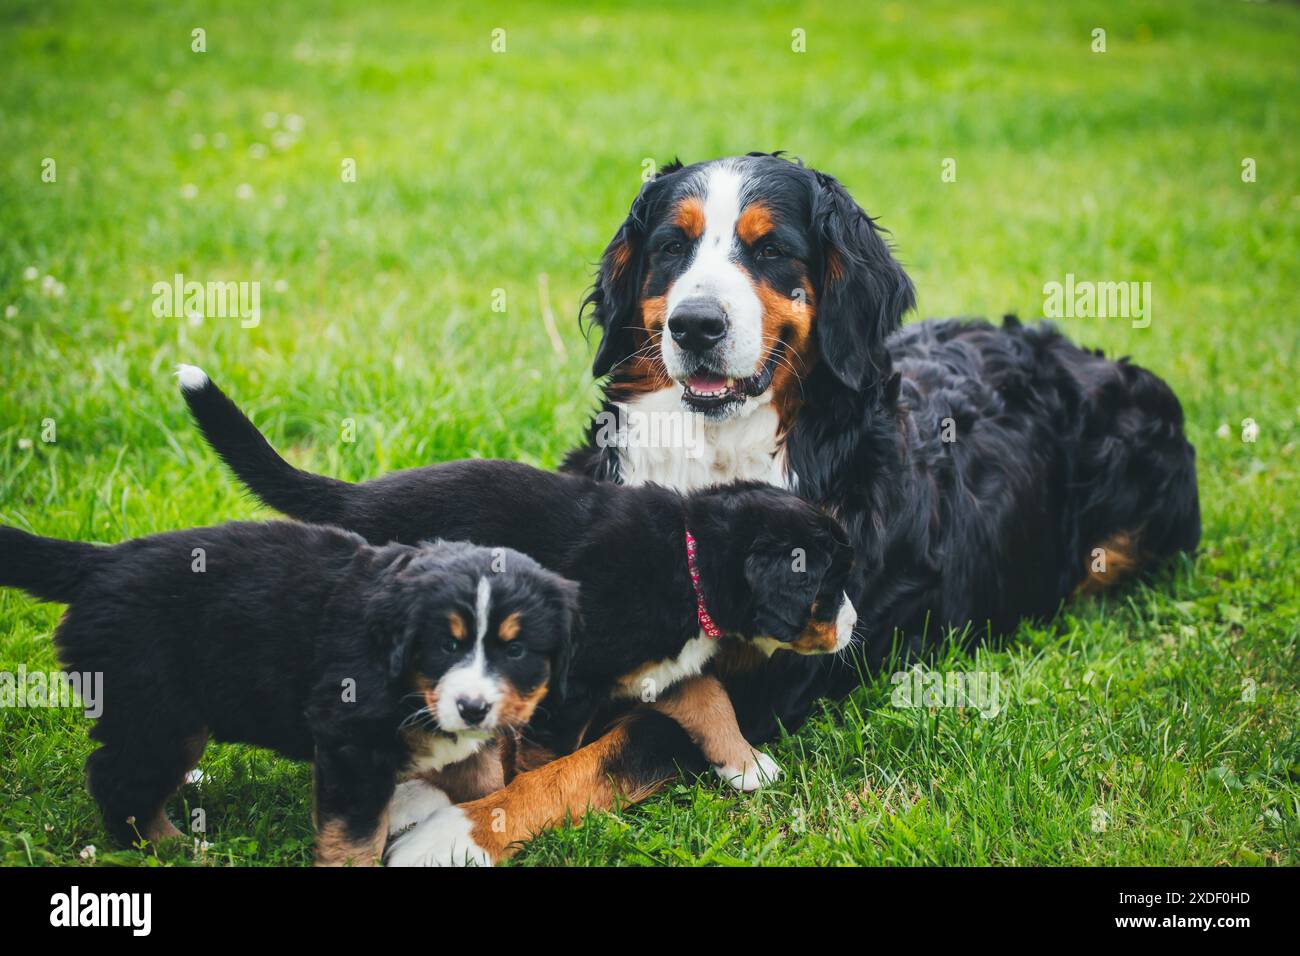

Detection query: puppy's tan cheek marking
xmin=788 ymin=603 xmax=838 ymax=653
xmin=736 ymin=202 xmax=774 ymax=245
xmin=498 ymin=681 xmax=549 ymax=726
xmin=499 ymin=612 xmax=522 ymax=642
xmin=414 ymin=676 xmax=441 ymax=715
xmin=448 ymin=612 xmax=467 ymax=641
xmin=674 ymin=197 xmax=705 ymax=240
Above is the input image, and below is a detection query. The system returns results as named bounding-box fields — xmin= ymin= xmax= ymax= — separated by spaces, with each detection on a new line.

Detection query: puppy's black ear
xmin=584 ymin=172 xmax=669 ymax=377
xmin=811 ymin=170 xmax=915 ymax=391
xmin=363 ymin=550 xmax=424 ymax=680
xmin=549 ymin=576 xmax=582 ymax=699
xmin=387 ymin=618 xmax=419 ymax=680
xmin=743 ymin=537 xmax=826 ymax=643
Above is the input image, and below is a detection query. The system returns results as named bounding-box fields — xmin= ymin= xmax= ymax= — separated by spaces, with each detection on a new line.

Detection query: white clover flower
xmin=248 ymin=143 xmax=268 ymax=160
xmin=23 ymin=266 xmax=39 ymax=281
xmin=180 ymin=183 xmax=199 ymax=199
xmin=5 ymin=304 xmax=16 ymax=319
xmin=262 ymin=111 xmax=279 ymax=129
xmin=189 ymin=133 xmax=206 ymax=150
xmin=284 ymin=113 xmax=305 ymax=133
xmin=235 ymin=183 xmax=253 ymax=200
xmin=79 ymin=845 xmax=96 ymax=861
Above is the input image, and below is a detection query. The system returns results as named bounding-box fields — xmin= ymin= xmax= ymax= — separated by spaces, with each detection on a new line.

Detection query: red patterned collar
xmin=684 ymin=528 xmax=722 ymax=639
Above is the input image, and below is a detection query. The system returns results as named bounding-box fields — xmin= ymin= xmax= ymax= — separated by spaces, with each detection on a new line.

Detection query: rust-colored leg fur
xmin=448 ymin=711 xmax=703 ymax=863
xmin=650 ymin=675 xmax=777 ymax=789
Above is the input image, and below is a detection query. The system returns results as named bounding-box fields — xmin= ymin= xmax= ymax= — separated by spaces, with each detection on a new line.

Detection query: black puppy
xmin=178 ymin=366 xmax=856 ymax=804
xmin=0 ymin=522 xmax=576 ymax=865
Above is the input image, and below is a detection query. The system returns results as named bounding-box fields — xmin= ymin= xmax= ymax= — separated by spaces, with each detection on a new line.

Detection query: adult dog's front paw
xmin=714 ymin=751 xmax=782 ymax=792
xmin=384 ymin=806 xmax=494 ymax=867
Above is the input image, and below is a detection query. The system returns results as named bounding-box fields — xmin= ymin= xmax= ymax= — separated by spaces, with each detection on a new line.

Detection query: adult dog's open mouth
xmin=681 ymin=343 xmax=783 ymax=413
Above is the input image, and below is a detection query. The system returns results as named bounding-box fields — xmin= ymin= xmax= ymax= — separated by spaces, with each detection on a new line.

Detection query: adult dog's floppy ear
xmin=583 ymin=163 xmax=681 ymax=377
xmin=811 ymin=170 xmax=915 ymax=392
xmin=743 ymin=535 xmax=829 ymax=644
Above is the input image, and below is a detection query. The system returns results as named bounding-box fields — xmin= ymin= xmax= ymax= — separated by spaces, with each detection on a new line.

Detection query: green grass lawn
xmin=1 ymin=0 xmax=1297 ymax=866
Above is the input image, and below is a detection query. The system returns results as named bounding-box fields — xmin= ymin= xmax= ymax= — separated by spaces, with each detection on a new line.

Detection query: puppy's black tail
xmin=176 ymin=365 xmax=352 ymax=525
xmin=0 ymin=527 xmax=103 ymax=604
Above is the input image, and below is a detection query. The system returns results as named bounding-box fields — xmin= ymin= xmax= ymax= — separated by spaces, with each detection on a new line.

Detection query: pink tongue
xmin=687 ymin=373 xmax=728 ymax=391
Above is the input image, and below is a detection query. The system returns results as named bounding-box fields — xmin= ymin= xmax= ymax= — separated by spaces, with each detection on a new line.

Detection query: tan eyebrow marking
xmin=673 ymin=197 xmax=705 ymax=239
xmin=499 ymin=612 xmax=522 ymax=642
xmin=448 ymin=612 xmax=468 ymax=641
xmin=737 ymin=202 xmax=774 ymax=245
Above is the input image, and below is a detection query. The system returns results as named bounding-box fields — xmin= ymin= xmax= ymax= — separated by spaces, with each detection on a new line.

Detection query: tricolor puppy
xmin=0 ymin=523 xmax=576 ymax=865
xmin=177 ymin=367 xmax=856 ymax=827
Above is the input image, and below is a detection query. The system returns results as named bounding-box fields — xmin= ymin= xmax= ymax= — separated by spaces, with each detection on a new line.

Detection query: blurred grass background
xmin=0 ymin=0 xmax=1297 ymax=865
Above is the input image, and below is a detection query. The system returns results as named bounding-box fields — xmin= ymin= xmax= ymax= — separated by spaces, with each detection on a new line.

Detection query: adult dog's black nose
xmin=456 ymin=697 xmax=490 ymax=725
xmin=668 ymin=298 xmax=728 ymax=353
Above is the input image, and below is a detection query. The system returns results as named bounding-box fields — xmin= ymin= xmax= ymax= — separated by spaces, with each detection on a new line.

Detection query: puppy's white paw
xmin=387 ymin=779 xmax=452 ymax=838
xmin=714 ymin=751 xmax=782 ymax=792
xmin=384 ymin=806 xmax=493 ymax=867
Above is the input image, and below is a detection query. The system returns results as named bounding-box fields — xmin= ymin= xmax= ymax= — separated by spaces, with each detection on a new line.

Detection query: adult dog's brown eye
xmin=662 ymin=240 xmax=685 ymax=256
xmin=758 ymin=243 xmax=783 ymax=259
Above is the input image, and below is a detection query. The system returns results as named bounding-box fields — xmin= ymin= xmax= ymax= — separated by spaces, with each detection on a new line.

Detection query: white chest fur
xmin=614 ymin=387 xmax=789 ymax=492
xmin=405 ymin=732 xmax=487 ymax=774
xmin=615 ymin=634 xmax=719 ymax=700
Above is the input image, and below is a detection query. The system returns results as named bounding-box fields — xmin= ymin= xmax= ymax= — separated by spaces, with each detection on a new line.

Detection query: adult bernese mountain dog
xmin=385 ymin=151 xmax=1200 ymax=865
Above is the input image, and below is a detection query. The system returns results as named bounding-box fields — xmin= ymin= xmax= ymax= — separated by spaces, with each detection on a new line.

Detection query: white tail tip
xmin=174 ymin=364 xmax=209 ymax=391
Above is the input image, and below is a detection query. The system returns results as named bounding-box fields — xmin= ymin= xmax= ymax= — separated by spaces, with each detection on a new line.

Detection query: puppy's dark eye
xmin=661 ymin=240 xmax=686 ymax=256
xmin=757 ymin=243 xmax=783 ymax=260
xmin=443 ymin=638 xmax=461 ymax=653
xmin=505 ymin=643 xmax=526 ymax=660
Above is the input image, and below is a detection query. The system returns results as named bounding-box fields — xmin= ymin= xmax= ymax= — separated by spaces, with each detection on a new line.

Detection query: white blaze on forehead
xmin=435 ymin=575 xmax=503 ymax=732
xmin=662 ymin=161 xmax=765 ymax=380
xmin=474 ymin=575 xmax=491 ymax=640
